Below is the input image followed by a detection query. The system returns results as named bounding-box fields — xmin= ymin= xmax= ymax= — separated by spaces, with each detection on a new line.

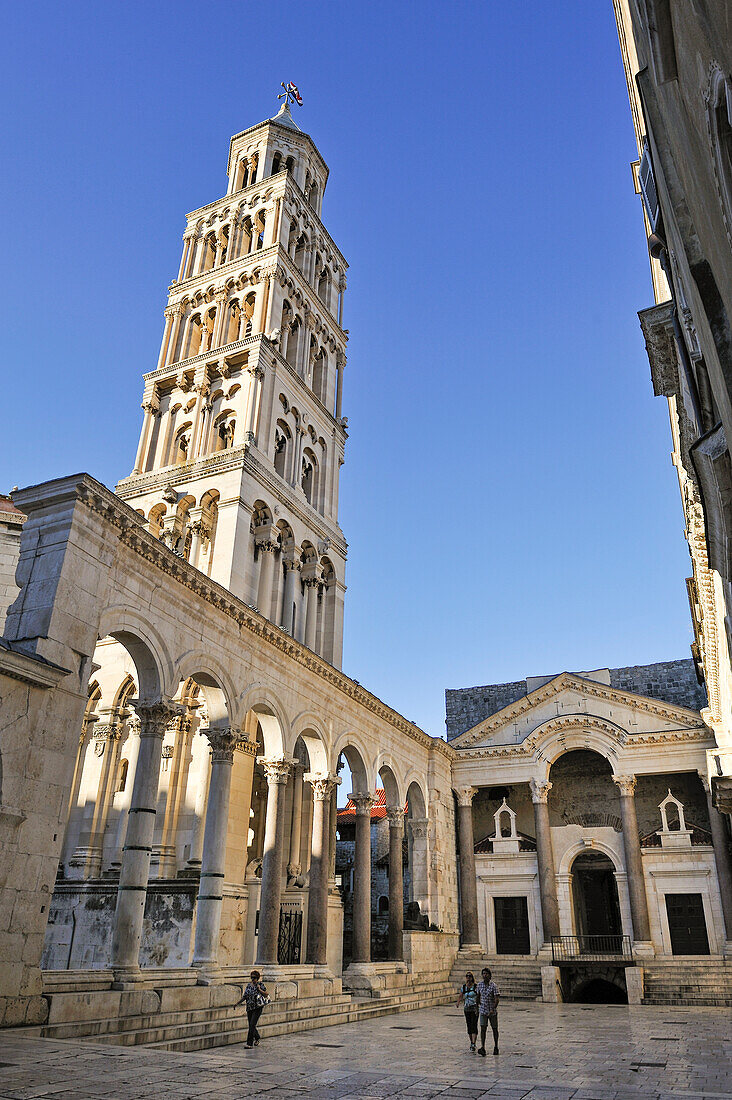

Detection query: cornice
xmin=452 ymin=672 xmax=706 ymax=749
xmin=454 ymin=724 xmax=712 ymax=762
xmin=0 ymin=643 xmax=72 ymax=689
xmin=56 ymin=475 xmax=447 ymax=758
xmin=142 ymin=334 xmax=260 ymax=384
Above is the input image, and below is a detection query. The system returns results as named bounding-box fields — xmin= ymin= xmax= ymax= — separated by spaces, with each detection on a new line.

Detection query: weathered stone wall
xmin=445 ymin=680 xmax=527 ymax=740
xmin=42 ymin=883 xmax=198 ymax=971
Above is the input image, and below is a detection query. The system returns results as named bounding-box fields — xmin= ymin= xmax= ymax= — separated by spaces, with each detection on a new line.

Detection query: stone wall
xmin=42 ymin=882 xmax=198 ymax=971
xmin=446 ymin=659 xmax=706 ymax=740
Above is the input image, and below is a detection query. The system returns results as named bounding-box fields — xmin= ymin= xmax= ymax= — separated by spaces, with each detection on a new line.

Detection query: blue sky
xmin=1 ymin=2 xmax=692 ymax=743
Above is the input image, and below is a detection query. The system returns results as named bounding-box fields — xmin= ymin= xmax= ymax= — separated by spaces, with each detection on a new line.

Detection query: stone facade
xmin=613 ymin=1 xmax=732 ymax=813
xmin=449 ymin=666 xmax=732 ymax=1003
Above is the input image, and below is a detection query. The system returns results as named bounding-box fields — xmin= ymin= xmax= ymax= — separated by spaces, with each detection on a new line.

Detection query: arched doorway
xmin=571 ymin=850 xmax=623 ymax=948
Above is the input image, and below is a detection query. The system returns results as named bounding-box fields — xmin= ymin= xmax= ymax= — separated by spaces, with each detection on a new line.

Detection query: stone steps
xmin=40 ymin=978 xmax=456 ymax=1052
xmin=641 ymin=958 xmax=732 ymax=1006
xmin=448 ymin=956 xmax=543 ymax=1001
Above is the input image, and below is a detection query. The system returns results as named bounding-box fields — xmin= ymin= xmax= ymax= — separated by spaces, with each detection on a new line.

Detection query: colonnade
xmin=73 ymin=694 xmax=410 ymax=985
xmin=454 ymin=773 xmax=732 ymax=953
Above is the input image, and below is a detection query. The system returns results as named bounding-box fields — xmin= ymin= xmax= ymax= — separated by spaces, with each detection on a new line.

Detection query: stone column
xmin=329 ymin=784 xmax=338 ymax=882
xmin=409 ymin=817 xmax=430 ymax=914
xmin=256 ymin=758 xmax=292 ymax=966
xmin=530 ymin=779 xmax=560 ymax=944
xmin=244 ymin=364 xmax=265 ymax=443
xmin=701 ymin=775 xmax=732 ymax=943
xmin=287 ymin=762 xmax=305 ymax=879
xmin=187 ymin=746 xmax=211 ymax=869
xmin=455 ymin=787 xmax=481 ymax=948
xmin=157 ymin=712 xmax=196 ymax=878
xmin=303 ymin=574 xmax=320 ymax=651
xmin=166 ymin=304 xmax=185 ymax=367
xmin=192 ymin=727 xmax=239 ymax=977
xmin=84 ymin=717 xmax=124 ymax=878
xmin=306 ymin=775 xmax=335 ymax=966
xmin=351 ymin=793 xmax=375 ymax=963
xmin=212 ymin=290 xmax=229 ymax=348
xmin=256 ymin=539 xmax=277 ymax=620
xmin=281 ymin=557 xmax=301 ymax=634
xmin=613 ymin=775 xmax=652 ymax=946
xmin=190 ymin=379 xmax=210 ymax=459
xmin=335 ymin=354 xmax=345 ymax=419
xmin=133 ymin=399 xmax=159 ymax=474
xmin=387 ymin=808 xmax=405 ymax=961
xmin=110 ymin=700 xmax=180 ymax=983
xmin=108 ymin=715 xmax=140 ymax=872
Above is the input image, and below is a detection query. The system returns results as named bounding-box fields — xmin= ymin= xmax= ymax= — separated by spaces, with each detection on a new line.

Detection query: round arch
xmin=289 ymin=711 xmax=330 ymax=774
xmin=238 ymin=682 xmax=289 ymax=757
xmin=333 ymin=732 xmax=369 ymax=793
xmin=405 ymin=778 xmax=427 ymax=819
xmin=377 ymin=762 xmax=402 ymax=810
xmin=173 ymin=651 xmax=237 ymax=727
xmin=96 ymin=605 xmax=175 ymax=699
xmin=528 ymin=714 xmax=627 ymax=780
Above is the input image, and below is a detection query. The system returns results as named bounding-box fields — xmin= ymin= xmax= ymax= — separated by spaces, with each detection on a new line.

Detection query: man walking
xmin=476 ymin=966 xmax=500 ymax=1056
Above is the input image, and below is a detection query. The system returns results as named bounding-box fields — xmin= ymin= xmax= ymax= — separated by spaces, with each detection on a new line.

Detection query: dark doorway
xmin=665 ymin=893 xmax=710 ymax=955
xmin=494 ymin=896 xmax=530 ymax=954
xmin=278 ymin=908 xmax=302 ymax=964
xmin=574 ymin=978 xmax=627 ymax=1004
xmin=572 ymin=852 xmax=623 ymax=946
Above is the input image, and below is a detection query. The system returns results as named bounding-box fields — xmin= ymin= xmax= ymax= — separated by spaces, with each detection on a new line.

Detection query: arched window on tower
xmin=285 ymin=156 xmax=296 ymax=176
xmin=271 ymin=152 xmax=282 ymax=176
xmin=173 ymin=423 xmax=192 ymax=465
xmin=184 ymin=314 xmax=203 ymax=359
xmin=214 ymin=413 xmax=236 ymax=452
xmin=274 ymin=423 xmax=290 ymax=478
xmin=202 ymin=232 xmax=217 ymax=273
xmin=302 ymin=448 xmax=317 ymax=505
xmin=287 ymin=317 xmax=301 ymax=370
xmin=294 ymin=234 xmax=307 ymax=273
xmin=312 ymin=349 xmax=327 ymax=404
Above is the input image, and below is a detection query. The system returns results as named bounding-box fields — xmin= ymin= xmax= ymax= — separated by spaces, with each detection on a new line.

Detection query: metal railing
xmin=551 ymin=934 xmax=632 ymax=963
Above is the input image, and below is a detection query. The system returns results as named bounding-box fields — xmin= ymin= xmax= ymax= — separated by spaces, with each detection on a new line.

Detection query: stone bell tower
xmin=116 ymin=98 xmax=349 ymax=667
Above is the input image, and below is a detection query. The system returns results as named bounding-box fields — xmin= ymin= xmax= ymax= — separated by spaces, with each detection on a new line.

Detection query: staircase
xmin=641 ymin=958 xmax=732 ymax=1006
xmin=448 ymin=955 xmax=542 ymax=1001
xmin=37 ymin=974 xmax=456 ymax=1052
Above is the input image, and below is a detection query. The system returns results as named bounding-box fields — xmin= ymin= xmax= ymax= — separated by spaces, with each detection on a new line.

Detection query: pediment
xmin=451 ymin=672 xmax=706 ymax=752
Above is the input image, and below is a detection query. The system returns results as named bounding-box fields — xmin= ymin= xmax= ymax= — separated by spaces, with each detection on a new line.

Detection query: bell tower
xmin=116 ymin=98 xmax=349 ymax=667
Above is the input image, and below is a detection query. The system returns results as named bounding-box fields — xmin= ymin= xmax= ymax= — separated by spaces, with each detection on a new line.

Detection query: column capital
xmin=529 ymin=778 xmax=552 ymax=804
xmin=283 ymin=556 xmax=302 ymax=573
xmin=350 ymin=791 xmax=377 ymax=816
xmin=613 ymin=774 xmax=637 ymax=796
xmin=306 ymin=773 xmax=339 ymax=800
xmin=387 ymin=808 xmax=405 ymax=831
xmin=454 ymin=786 xmax=477 ymax=807
xmin=207 ymin=726 xmax=241 ymax=764
xmin=261 ymin=757 xmax=293 ymax=786
xmin=134 ymin=699 xmax=183 ymax=738
xmin=408 ymin=816 xmax=429 ymax=838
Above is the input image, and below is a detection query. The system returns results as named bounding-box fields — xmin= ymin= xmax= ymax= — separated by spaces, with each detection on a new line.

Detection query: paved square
xmin=0 ymin=1004 xmax=730 ymax=1100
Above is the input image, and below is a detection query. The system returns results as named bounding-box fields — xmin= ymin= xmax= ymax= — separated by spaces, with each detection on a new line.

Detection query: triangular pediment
xmin=451 ymin=671 xmax=706 ymax=752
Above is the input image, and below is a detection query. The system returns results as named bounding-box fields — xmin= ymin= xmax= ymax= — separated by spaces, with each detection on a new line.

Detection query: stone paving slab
xmin=0 ymin=1004 xmax=730 ymax=1100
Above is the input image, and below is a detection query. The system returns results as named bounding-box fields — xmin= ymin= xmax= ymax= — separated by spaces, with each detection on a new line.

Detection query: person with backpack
xmin=241 ymin=969 xmax=268 ymax=1048
xmin=456 ymin=970 xmax=479 ymax=1052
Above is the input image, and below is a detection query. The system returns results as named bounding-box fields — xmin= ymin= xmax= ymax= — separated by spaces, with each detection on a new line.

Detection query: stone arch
xmin=558 ymin=836 xmax=624 ymax=877
xmin=528 ymin=714 xmax=627 ymax=780
xmin=405 ymin=776 xmax=427 ymax=819
xmin=377 ymin=762 xmax=402 ymax=810
xmin=289 ymin=712 xmax=329 ymax=774
xmin=333 ymin=732 xmax=369 ymax=793
xmin=96 ymin=606 xmax=174 ymax=699
xmin=238 ymin=683 xmax=288 ymax=757
xmin=173 ymin=653 xmax=236 ymax=727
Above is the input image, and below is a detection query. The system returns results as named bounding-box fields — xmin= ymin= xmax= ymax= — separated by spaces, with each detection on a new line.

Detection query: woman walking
xmin=456 ymin=970 xmax=479 ymax=1052
xmin=242 ymin=969 xmax=268 ymax=1048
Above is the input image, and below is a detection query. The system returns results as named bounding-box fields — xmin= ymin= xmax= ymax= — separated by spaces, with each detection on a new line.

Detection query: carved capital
xmin=307 ymin=774 xmax=338 ymax=801
xmin=261 ymin=757 xmax=293 ymax=787
xmin=135 ymin=700 xmax=182 ymax=739
xmin=529 ymin=778 xmax=552 ymax=804
xmin=387 ymin=809 xmax=405 ymax=831
xmin=408 ymin=816 xmax=429 ymax=838
xmin=248 ymin=364 xmax=265 ymax=381
xmin=283 ymin=557 xmax=302 ymax=573
xmin=208 ymin=726 xmax=240 ymax=764
xmin=454 ymin=786 xmax=477 ymax=808
xmin=350 ymin=792 xmax=376 ymax=817
xmin=613 ymin=774 xmax=637 ymax=797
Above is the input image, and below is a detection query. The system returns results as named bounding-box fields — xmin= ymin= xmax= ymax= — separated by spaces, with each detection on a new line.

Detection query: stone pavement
xmin=0 ymin=1003 xmax=730 ymax=1100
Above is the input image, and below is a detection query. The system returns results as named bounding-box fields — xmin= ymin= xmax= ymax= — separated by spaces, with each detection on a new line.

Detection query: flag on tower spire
xmin=279 ymin=81 xmax=303 ymax=107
